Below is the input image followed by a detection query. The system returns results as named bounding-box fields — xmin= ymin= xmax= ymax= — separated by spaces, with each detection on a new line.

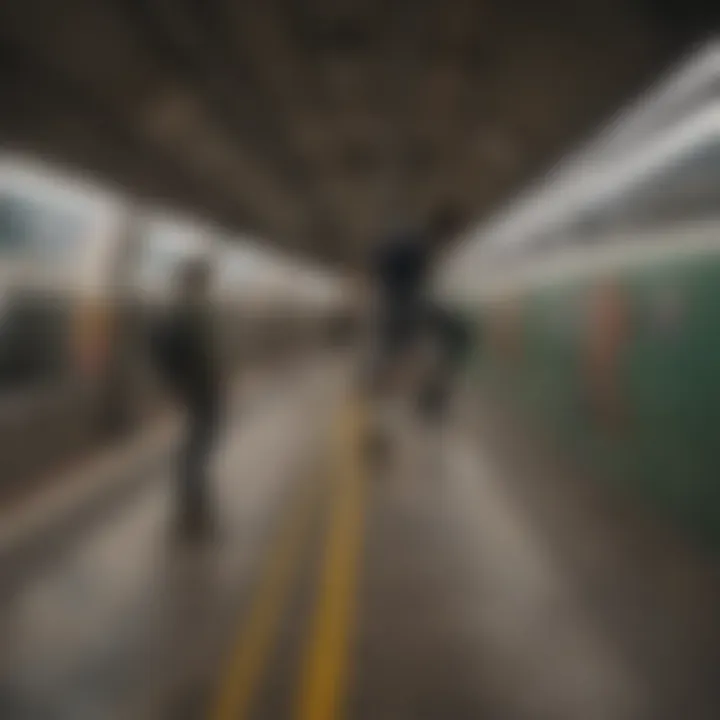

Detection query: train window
xmin=0 ymin=192 xmax=86 ymax=269
xmin=0 ymin=290 xmax=72 ymax=392
xmin=0 ymin=194 xmax=31 ymax=255
xmin=0 ymin=193 xmax=86 ymax=393
xmin=31 ymin=206 xmax=85 ymax=267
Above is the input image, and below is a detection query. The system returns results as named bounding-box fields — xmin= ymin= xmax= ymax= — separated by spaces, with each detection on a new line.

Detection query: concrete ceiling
xmin=0 ymin=0 xmax=716 ymax=266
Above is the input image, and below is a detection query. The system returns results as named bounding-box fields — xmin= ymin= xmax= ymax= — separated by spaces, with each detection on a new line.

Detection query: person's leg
xmin=364 ymin=338 xmax=397 ymax=468
xmin=178 ymin=406 xmax=217 ymax=536
xmin=177 ymin=411 xmax=197 ymax=531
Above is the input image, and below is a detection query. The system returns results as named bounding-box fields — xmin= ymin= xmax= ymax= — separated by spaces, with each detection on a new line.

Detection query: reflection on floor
xmin=1 ymin=364 xmax=719 ymax=720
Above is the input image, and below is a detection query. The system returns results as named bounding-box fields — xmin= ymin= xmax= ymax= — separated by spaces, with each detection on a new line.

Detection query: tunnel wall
xmin=473 ymin=245 xmax=720 ymax=548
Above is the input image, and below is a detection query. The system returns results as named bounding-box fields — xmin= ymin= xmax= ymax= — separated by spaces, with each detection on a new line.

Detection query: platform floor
xmin=0 ymin=358 xmax=719 ymax=720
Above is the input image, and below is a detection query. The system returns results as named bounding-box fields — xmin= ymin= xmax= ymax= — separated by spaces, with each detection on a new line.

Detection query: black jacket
xmin=373 ymin=232 xmax=430 ymax=303
xmin=151 ymin=304 xmax=220 ymax=412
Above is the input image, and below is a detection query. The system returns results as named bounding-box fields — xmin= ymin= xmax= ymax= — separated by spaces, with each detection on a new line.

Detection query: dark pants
xmin=364 ymin=297 xmax=426 ymax=394
xmin=178 ymin=401 xmax=219 ymax=527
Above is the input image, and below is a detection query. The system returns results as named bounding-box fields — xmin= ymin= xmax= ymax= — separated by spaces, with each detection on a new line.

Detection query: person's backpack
xmin=415 ymin=304 xmax=471 ymax=421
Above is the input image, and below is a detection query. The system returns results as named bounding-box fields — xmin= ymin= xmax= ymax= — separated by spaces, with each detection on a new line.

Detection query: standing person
xmin=152 ymin=257 xmax=223 ymax=538
xmin=364 ymin=207 xmax=462 ymax=458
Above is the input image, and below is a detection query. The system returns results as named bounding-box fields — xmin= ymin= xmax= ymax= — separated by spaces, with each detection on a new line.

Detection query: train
xmin=0 ymin=154 xmax=348 ymax=491
xmin=441 ymin=41 xmax=720 ymax=548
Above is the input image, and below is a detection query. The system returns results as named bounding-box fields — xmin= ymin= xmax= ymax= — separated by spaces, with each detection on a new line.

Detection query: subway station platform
xmin=0 ymin=356 xmax=719 ymax=720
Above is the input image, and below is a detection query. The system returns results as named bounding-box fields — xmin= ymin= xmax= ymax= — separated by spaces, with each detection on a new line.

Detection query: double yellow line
xmin=209 ymin=400 xmax=365 ymax=720
xmin=295 ymin=402 xmax=364 ymax=720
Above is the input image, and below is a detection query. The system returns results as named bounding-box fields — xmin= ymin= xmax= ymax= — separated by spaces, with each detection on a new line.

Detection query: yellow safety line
xmin=209 ymin=474 xmax=319 ymax=720
xmin=294 ymin=400 xmax=366 ymax=720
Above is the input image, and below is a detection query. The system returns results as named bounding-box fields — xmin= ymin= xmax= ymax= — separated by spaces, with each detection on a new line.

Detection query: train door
xmin=0 ymin=159 xmax=123 ymax=480
xmin=93 ymin=209 xmax=145 ymax=435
